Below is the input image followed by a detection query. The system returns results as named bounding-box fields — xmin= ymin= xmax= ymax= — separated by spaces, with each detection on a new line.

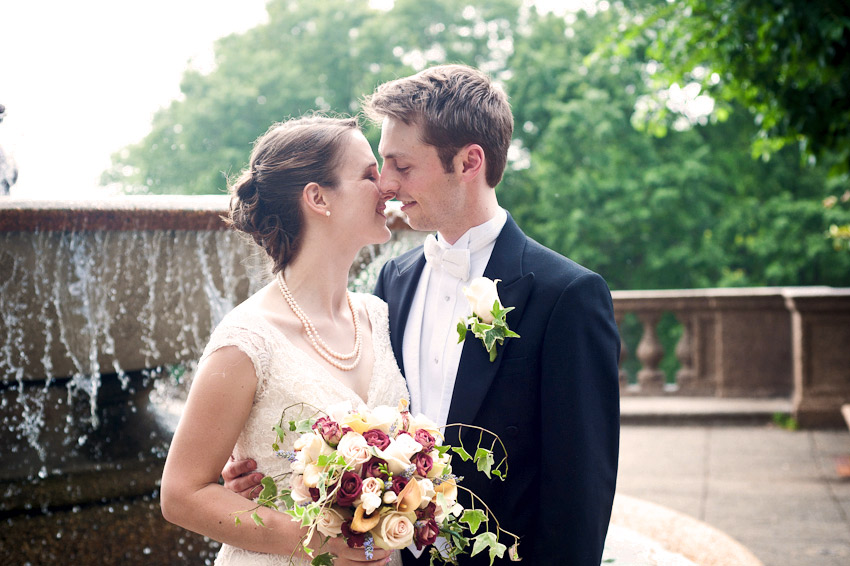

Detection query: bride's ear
xmin=302 ymin=182 xmax=332 ymax=218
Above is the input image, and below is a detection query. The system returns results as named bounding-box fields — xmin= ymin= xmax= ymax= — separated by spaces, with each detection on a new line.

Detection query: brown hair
xmin=362 ymin=64 xmax=513 ymax=188
xmin=225 ymin=115 xmax=359 ymax=273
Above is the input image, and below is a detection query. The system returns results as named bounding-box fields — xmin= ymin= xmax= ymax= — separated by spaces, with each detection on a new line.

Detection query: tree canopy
xmin=103 ymin=0 xmax=850 ymax=290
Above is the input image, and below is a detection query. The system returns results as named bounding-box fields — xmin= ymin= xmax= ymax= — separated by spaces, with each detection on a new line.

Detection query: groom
xmin=224 ymin=65 xmax=620 ymax=565
xmin=365 ymin=65 xmax=619 ymax=566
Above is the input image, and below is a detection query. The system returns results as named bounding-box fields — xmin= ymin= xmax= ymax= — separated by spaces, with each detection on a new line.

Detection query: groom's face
xmin=377 ymin=117 xmax=468 ymax=239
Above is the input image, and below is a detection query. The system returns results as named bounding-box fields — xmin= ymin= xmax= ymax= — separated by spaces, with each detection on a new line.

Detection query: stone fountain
xmin=0 ymin=196 xmax=417 ymax=564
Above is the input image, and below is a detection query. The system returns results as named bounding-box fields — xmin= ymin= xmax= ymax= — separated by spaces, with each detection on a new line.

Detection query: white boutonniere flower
xmin=457 ymin=277 xmax=520 ymax=362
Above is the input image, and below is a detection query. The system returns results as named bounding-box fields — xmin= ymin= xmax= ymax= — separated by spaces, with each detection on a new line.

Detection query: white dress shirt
xmin=402 ymin=208 xmax=508 ymax=427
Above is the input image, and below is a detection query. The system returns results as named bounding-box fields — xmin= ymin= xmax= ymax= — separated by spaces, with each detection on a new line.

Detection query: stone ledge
xmin=620 ymin=396 xmax=793 ymax=425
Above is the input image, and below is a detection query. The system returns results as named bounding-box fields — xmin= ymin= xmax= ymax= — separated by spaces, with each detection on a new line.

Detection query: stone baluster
xmin=674 ymin=313 xmax=695 ymax=392
xmin=636 ymin=311 xmax=665 ymax=391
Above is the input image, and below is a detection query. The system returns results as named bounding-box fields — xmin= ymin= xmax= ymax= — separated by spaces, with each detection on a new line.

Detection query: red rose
xmin=413 ymin=429 xmax=436 ymax=451
xmin=362 ymin=456 xmax=389 ymax=480
xmin=335 ymin=471 xmax=363 ymax=507
xmin=414 ymin=517 xmax=440 ymax=550
xmin=391 ymin=475 xmax=409 ymax=495
xmin=411 ymin=452 xmax=433 ymax=477
xmin=309 ymin=487 xmax=320 ymax=502
xmin=363 ymin=428 xmax=391 ymax=451
xmin=312 ymin=417 xmax=343 ymax=447
xmin=341 ymin=520 xmax=366 ymax=548
xmin=416 ymin=502 xmax=436 ymax=520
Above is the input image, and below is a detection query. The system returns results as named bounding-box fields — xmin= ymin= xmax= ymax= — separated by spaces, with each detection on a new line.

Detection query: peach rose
xmin=373 ymin=511 xmax=416 ymax=550
xmin=316 ymin=506 xmax=347 ymax=537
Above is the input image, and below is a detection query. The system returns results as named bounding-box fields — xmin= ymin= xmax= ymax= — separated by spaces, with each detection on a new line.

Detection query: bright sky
xmin=0 ymin=0 xmax=587 ymax=200
xmin=1 ymin=0 xmax=269 ymax=199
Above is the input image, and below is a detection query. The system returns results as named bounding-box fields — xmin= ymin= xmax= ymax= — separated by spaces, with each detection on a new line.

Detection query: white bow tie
xmin=423 ymin=234 xmax=470 ymax=281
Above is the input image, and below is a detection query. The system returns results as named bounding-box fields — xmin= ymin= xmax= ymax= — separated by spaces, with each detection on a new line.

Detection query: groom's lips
xmin=400 ymin=200 xmax=417 ymax=211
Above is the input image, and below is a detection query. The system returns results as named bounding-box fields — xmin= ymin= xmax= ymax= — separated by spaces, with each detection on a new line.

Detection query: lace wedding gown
xmin=202 ymin=293 xmax=409 ymax=566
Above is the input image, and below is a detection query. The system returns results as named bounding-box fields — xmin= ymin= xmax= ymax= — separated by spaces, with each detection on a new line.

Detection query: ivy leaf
xmin=460 ymin=509 xmax=487 ymax=534
xmin=434 ymin=444 xmax=451 ymax=457
xmin=310 ymin=552 xmax=336 ymax=566
xmin=457 ymin=320 xmax=468 ymax=343
xmin=289 ymin=418 xmax=314 ymax=433
xmin=251 ymin=511 xmax=265 ymax=527
xmin=509 ymin=542 xmax=521 ymax=561
xmin=257 ymin=476 xmax=278 ymax=505
xmin=471 ymin=532 xmax=507 ymax=565
xmin=451 ymin=446 xmax=472 ymax=461
xmin=474 ymin=447 xmax=495 ymax=478
xmin=234 ymin=516 xmax=241 ymax=526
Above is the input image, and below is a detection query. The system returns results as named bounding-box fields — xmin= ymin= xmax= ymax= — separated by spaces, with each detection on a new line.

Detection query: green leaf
xmin=251 ymin=511 xmax=265 ymax=527
xmin=434 ymin=444 xmax=451 ymax=457
xmin=460 ymin=508 xmax=488 ymax=534
xmin=257 ymin=476 xmax=278 ymax=505
xmin=474 ymin=447 xmax=495 ymax=478
xmin=451 ymin=446 xmax=472 ymax=461
xmin=470 ymin=532 xmax=498 ymax=557
xmin=289 ymin=418 xmax=315 ymax=433
xmin=234 ymin=516 xmax=241 ymax=526
xmin=310 ymin=552 xmax=336 ymax=566
xmin=457 ymin=321 xmax=468 ymax=343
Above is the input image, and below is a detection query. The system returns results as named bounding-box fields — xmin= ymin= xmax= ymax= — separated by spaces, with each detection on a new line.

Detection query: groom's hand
xmin=221 ymin=455 xmax=264 ymax=499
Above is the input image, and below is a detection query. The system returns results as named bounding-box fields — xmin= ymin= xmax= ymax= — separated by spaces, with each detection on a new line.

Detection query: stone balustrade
xmin=613 ymin=287 xmax=850 ymax=427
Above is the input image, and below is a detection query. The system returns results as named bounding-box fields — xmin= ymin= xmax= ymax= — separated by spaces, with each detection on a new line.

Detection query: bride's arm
xmin=160 ymin=346 xmax=302 ymax=554
xmin=160 ymin=346 xmax=392 ymax=565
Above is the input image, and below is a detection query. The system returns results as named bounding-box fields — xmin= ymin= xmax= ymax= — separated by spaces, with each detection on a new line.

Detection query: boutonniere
xmin=457 ymin=277 xmax=520 ymax=362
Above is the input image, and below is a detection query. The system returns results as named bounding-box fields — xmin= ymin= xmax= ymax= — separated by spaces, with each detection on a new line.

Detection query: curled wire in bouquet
xmin=233 ymin=399 xmax=520 ymax=565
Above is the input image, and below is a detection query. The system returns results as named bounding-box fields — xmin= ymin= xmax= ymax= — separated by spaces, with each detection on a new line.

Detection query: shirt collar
xmin=436 ymin=207 xmax=507 ymax=254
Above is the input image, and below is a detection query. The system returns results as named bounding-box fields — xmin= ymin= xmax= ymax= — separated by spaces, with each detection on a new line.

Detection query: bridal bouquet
xmin=236 ymin=400 xmax=519 ymax=565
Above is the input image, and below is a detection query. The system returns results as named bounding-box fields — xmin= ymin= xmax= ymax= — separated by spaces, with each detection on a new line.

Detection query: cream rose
xmin=379 ymin=434 xmax=423 ymax=474
xmin=293 ymin=432 xmax=333 ymax=464
xmin=462 ymin=277 xmax=502 ymax=323
xmin=373 ymin=511 xmax=416 ymax=550
xmin=359 ymin=492 xmax=382 ymax=515
xmin=336 ymin=431 xmax=372 ymax=470
xmin=315 ymin=507 xmax=347 ymax=537
xmin=289 ymin=473 xmax=312 ymax=506
xmin=361 ymin=477 xmax=385 ymax=497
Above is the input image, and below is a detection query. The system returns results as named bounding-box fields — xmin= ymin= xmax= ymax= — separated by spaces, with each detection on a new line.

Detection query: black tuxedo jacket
xmin=374 ymin=215 xmax=620 ymax=566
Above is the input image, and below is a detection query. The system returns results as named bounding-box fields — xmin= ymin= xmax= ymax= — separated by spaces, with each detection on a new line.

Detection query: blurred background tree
xmin=103 ymin=0 xmax=850 ymax=290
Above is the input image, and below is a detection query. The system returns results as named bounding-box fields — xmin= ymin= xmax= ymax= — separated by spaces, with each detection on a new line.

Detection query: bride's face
xmin=327 ymin=130 xmax=393 ymax=247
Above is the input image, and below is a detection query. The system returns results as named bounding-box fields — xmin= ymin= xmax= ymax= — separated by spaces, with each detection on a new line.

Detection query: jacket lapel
xmin=387 ymin=249 xmax=426 ymax=377
xmin=446 ymin=215 xmax=534 ymax=429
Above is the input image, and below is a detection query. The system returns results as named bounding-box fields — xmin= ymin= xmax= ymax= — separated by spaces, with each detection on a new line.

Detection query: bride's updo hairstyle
xmin=226 ymin=115 xmax=359 ymax=273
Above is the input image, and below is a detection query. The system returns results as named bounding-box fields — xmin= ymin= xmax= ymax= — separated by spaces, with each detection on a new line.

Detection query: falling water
xmin=0 ymin=199 xmax=421 ymax=564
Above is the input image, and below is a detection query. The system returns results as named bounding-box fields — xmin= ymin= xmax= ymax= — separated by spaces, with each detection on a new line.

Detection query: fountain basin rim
xmin=0 ymin=196 xmax=409 ymax=232
xmin=0 ymin=195 xmax=233 ymax=232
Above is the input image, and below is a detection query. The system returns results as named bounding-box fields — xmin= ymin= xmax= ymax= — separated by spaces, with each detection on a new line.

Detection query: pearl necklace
xmin=276 ymin=272 xmax=362 ymax=371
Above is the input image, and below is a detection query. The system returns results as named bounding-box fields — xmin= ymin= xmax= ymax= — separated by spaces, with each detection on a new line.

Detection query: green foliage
xmin=105 ymin=0 xmax=850 ymax=289
xmin=501 ymin=5 xmax=850 ymax=289
xmin=618 ymin=0 xmax=850 ymax=174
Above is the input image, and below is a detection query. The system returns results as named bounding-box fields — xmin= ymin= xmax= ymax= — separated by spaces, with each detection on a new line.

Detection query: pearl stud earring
xmin=325 ymin=210 xmax=331 ymax=217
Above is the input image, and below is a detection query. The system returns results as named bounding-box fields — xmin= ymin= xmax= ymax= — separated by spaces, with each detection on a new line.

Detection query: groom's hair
xmin=362 ymin=64 xmax=513 ymax=188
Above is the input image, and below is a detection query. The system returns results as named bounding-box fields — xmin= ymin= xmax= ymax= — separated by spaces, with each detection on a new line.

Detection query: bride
xmin=160 ymin=115 xmax=407 ymax=566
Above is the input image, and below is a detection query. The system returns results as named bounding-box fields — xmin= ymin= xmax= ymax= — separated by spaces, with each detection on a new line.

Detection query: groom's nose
xmin=378 ymin=173 xmax=398 ymax=200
